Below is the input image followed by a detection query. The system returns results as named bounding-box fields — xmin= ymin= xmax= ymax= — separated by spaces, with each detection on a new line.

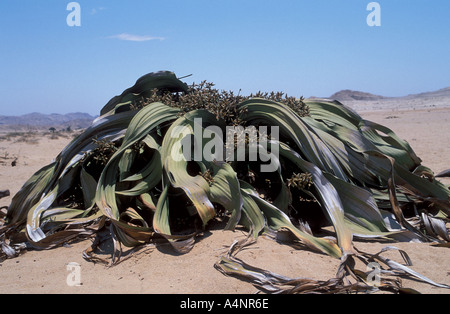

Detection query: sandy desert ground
xmin=0 ymin=106 xmax=449 ymax=294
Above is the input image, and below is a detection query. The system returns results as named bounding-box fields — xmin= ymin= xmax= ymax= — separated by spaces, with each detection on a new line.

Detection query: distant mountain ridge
xmin=1 ymin=86 xmax=449 ymax=127
xmin=401 ymin=87 xmax=450 ymax=99
xmin=0 ymin=112 xmax=95 ymax=128
xmin=323 ymin=86 xmax=450 ymax=112
xmin=328 ymin=87 xmax=450 ymax=102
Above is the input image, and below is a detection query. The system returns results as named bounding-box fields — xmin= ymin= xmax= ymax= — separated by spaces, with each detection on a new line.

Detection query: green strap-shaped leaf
xmin=7 ymin=162 xmax=56 ymax=225
xmin=153 ymin=184 xmax=171 ymax=237
xmin=207 ymin=161 xmax=243 ymax=230
xmin=239 ymin=187 xmax=266 ymax=239
xmin=238 ymin=99 xmax=347 ymax=181
xmin=153 ymin=184 xmax=196 ymax=253
xmin=160 ymin=110 xmax=225 ymax=226
xmin=240 ymin=181 xmax=342 ymax=258
xmin=277 ymin=141 xmax=354 ymax=255
xmin=100 ymin=71 xmax=189 ymax=116
xmin=80 ymin=166 xmax=97 ymax=209
xmin=95 ymin=102 xmax=179 ymax=245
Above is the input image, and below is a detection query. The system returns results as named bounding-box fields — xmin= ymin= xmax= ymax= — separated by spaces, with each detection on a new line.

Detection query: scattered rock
xmin=0 ymin=190 xmax=10 ymax=199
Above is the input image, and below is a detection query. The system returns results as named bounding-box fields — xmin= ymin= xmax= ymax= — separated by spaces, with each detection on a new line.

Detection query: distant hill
xmin=314 ymin=87 xmax=450 ymax=112
xmin=401 ymin=87 xmax=450 ymax=100
xmin=329 ymin=90 xmax=388 ymax=102
xmin=0 ymin=112 xmax=95 ymax=129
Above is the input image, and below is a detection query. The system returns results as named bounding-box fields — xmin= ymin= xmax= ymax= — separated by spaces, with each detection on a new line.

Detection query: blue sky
xmin=0 ymin=0 xmax=449 ymax=116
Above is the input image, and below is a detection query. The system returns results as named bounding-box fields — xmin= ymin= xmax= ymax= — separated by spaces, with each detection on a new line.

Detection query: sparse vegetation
xmin=0 ymin=129 xmax=75 ymax=144
xmin=0 ymin=131 xmax=38 ymax=145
